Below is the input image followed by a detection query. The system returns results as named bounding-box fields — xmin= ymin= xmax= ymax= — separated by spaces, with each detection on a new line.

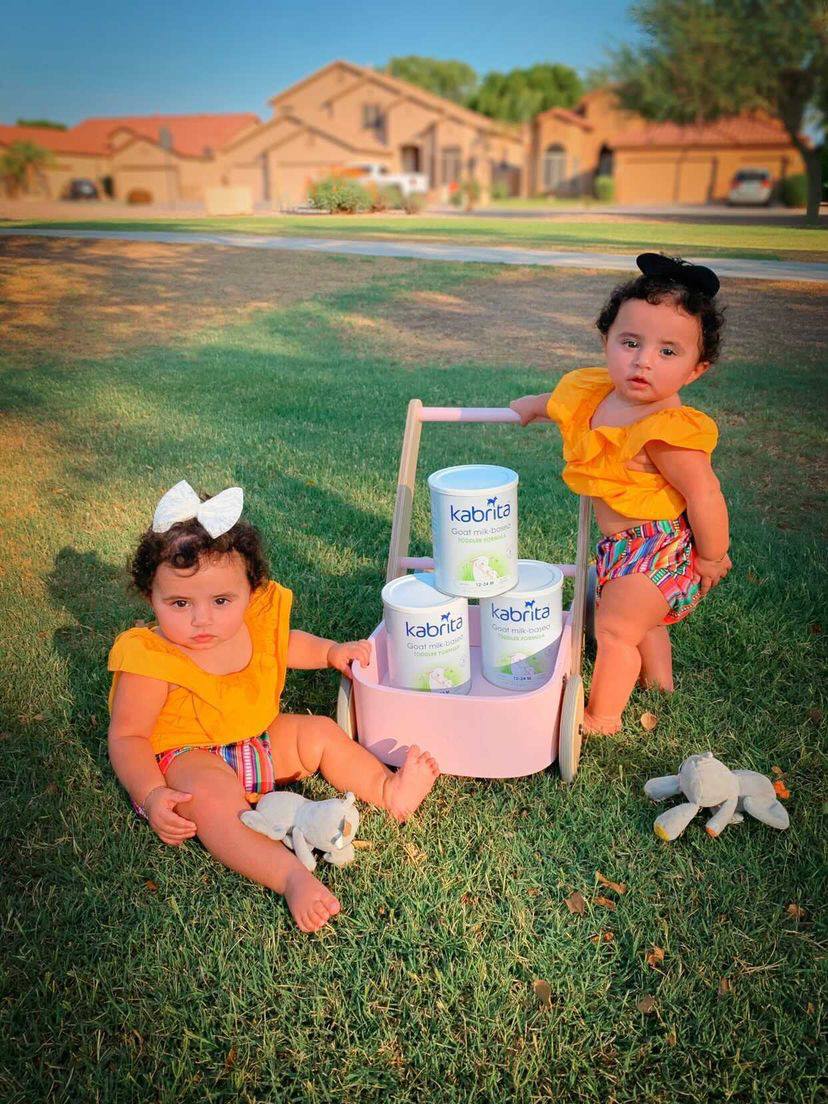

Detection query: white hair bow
xmin=152 ymin=480 xmax=244 ymax=538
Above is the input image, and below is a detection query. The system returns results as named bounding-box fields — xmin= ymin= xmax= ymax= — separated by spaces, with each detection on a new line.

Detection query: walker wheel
xmin=558 ymin=674 xmax=584 ymax=783
xmin=585 ymin=565 xmax=597 ymax=646
xmin=336 ymin=675 xmax=357 ymax=739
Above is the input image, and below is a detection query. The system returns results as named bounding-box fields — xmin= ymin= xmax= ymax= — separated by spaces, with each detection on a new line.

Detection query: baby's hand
xmin=143 ymin=785 xmax=197 ymax=847
xmin=327 ymin=640 xmax=371 ymax=678
xmin=510 ymin=395 xmax=545 ymax=426
xmin=694 ymin=553 xmax=733 ymax=596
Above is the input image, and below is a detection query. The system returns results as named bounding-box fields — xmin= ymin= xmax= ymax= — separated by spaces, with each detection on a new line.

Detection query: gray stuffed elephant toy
xmin=645 ymin=752 xmax=790 ymax=841
xmin=240 ymin=791 xmax=360 ymax=871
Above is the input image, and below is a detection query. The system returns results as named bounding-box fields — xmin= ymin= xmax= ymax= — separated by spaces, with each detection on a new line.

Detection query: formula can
xmin=428 ymin=464 xmax=519 ymax=598
xmin=382 ymin=573 xmax=471 ymax=694
xmin=479 ymin=560 xmax=563 ymax=691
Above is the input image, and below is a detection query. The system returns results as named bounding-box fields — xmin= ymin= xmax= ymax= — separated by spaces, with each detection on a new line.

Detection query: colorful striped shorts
xmin=595 ymin=515 xmax=700 ymax=625
xmin=133 ymin=734 xmax=276 ymax=819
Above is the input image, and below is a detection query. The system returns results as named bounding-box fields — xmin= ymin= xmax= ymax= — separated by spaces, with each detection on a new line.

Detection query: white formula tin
xmin=428 ymin=464 xmax=519 ymax=598
xmin=479 ymin=560 xmax=564 ymax=691
xmin=382 ymin=573 xmax=471 ymax=695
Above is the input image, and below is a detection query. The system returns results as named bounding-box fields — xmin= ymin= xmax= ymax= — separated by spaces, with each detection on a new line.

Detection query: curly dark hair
xmin=596 ymin=271 xmax=725 ymax=365
xmin=131 ymin=511 xmax=269 ymax=598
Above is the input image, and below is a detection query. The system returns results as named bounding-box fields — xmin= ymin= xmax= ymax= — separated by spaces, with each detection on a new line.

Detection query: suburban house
xmin=218 ymin=60 xmax=527 ymax=207
xmin=0 ymin=114 xmax=259 ymax=204
xmin=0 ymin=60 xmax=806 ymax=207
xmin=530 ymin=88 xmax=804 ymax=204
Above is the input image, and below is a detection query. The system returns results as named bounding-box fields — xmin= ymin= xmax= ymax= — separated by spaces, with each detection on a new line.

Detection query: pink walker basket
xmin=337 ymin=400 xmax=595 ymax=782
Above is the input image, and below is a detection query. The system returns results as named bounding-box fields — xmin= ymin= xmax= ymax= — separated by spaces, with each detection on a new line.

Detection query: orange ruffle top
xmin=546 ymin=367 xmax=718 ymax=520
xmin=108 ymin=580 xmax=292 ymax=755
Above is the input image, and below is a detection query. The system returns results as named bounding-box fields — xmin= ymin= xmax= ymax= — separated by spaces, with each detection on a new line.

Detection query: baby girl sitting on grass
xmin=108 ymin=481 xmax=439 ymax=933
xmin=511 ymin=254 xmax=732 ymax=734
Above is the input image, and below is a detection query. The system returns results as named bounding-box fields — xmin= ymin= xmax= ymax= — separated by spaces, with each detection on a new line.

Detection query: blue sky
xmin=3 ymin=0 xmax=640 ymax=125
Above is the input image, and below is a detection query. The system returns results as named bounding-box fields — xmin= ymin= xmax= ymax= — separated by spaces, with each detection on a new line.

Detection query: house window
xmin=363 ymin=103 xmax=384 ymax=130
xmin=441 ymin=146 xmax=462 ymax=185
xmin=597 ymin=145 xmax=614 ymax=177
xmin=542 ymin=144 xmax=567 ymax=193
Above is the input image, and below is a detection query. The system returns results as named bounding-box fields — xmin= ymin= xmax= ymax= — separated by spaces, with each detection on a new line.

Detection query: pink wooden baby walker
xmin=337 ymin=400 xmax=596 ymax=783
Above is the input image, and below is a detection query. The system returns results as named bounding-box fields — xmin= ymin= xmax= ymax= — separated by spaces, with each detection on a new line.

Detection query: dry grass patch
xmin=0 ymin=236 xmax=409 ymax=364
xmin=334 ymin=267 xmax=827 ymax=371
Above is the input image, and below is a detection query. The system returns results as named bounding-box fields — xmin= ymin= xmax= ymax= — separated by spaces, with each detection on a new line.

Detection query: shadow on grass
xmin=46 ymin=548 xmax=136 ymax=767
xmin=0 ymin=235 xmax=449 ymax=368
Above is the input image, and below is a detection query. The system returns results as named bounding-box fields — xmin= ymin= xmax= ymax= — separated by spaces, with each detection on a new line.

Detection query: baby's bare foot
xmin=582 ymin=711 xmax=621 ymax=736
xmin=284 ymin=867 xmax=341 ymax=933
xmin=384 ymin=744 xmax=440 ymax=823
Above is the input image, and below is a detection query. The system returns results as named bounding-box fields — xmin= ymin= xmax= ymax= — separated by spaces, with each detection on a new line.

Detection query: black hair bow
xmin=636 ymin=253 xmax=720 ymax=297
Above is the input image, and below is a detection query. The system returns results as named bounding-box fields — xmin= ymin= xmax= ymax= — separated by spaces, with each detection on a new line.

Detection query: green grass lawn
xmin=3 ymin=213 xmax=827 ymax=262
xmin=1 ymin=255 xmax=825 ymax=1103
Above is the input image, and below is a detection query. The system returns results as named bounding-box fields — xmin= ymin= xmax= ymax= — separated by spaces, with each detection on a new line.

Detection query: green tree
xmin=0 ymin=141 xmax=55 ymax=195
xmin=16 ymin=118 xmax=67 ymax=130
xmin=467 ymin=63 xmax=583 ymax=122
xmin=385 ymin=57 xmax=478 ymax=105
xmin=604 ymin=0 xmax=827 ymax=221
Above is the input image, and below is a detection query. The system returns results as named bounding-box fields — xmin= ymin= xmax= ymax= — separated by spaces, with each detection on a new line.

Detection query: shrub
xmin=370 ymin=183 xmax=404 ymax=211
xmin=460 ymin=178 xmax=482 ymax=211
xmin=594 ymin=174 xmax=615 ymax=202
xmin=491 ymin=180 xmax=510 ymax=201
xmin=780 ymin=173 xmax=807 ymax=208
xmin=402 ymin=192 xmax=427 ymax=214
xmin=127 ymin=188 xmax=152 ymax=205
xmin=308 ymin=176 xmax=372 ymax=213
xmin=449 ymin=189 xmax=463 ymax=207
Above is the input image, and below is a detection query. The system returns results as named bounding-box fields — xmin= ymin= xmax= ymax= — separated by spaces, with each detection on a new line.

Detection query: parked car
xmin=345 ymin=163 xmax=429 ymax=197
xmin=727 ymin=168 xmax=773 ymax=206
xmin=65 ymin=178 xmax=99 ymax=200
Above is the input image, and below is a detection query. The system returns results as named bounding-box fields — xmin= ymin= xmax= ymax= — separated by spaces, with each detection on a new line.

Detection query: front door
xmin=401 ymin=145 xmax=421 ymax=173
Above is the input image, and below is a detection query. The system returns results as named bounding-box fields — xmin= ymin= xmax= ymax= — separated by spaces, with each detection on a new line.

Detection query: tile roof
xmin=613 ymin=114 xmax=795 ymax=149
xmin=0 ymin=114 xmax=260 ymax=158
xmin=0 ymin=124 xmax=102 ymax=154
xmin=534 ymin=105 xmax=592 ymax=131
xmin=69 ymin=113 xmax=260 ymax=157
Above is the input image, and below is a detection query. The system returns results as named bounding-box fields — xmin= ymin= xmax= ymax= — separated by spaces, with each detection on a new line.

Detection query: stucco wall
xmin=220 ymin=116 xmax=372 ymax=206
xmin=614 ymin=146 xmax=806 ymax=204
xmin=26 ymin=153 xmax=110 ymax=198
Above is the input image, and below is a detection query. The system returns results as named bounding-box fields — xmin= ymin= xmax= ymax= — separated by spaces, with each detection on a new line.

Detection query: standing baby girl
xmin=108 ymin=481 xmax=439 ymax=933
xmin=511 ymin=254 xmax=732 ymax=734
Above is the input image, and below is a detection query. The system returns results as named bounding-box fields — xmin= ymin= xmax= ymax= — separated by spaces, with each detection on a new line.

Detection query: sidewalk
xmin=2 ymin=225 xmax=826 ymax=283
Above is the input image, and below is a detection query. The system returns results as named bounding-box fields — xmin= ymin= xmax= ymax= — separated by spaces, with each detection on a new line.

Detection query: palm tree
xmin=0 ymin=141 xmax=55 ymax=196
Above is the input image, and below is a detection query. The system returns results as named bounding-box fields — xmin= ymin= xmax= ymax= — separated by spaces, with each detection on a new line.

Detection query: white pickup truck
xmin=350 ymin=163 xmax=429 ymax=197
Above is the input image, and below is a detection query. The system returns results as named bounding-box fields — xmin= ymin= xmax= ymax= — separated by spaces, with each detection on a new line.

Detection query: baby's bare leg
xmin=638 ymin=624 xmax=674 ymax=691
xmin=165 ymin=750 xmax=340 ymax=933
xmin=586 ymin=575 xmax=670 ymax=733
xmin=269 ymin=713 xmax=439 ymax=823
